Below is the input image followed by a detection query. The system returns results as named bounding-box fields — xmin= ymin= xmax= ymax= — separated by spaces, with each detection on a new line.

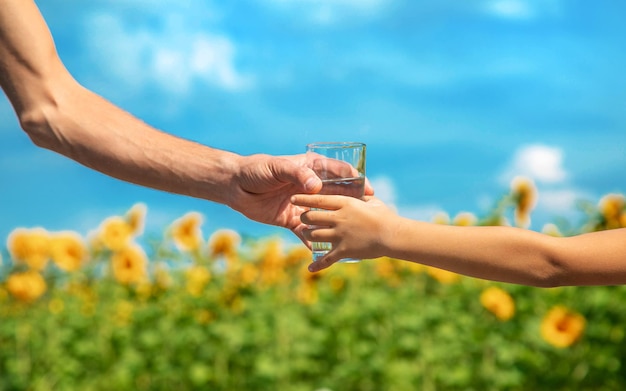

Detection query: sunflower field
xmin=2 ymin=179 xmax=626 ymax=391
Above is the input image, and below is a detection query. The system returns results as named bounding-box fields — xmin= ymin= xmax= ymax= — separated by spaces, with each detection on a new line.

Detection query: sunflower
xmin=296 ymin=280 xmax=319 ymax=305
xmin=170 ymin=212 xmax=204 ymax=252
xmin=234 ymin=263 xmax=259 ymax=287
xmin=453 ymin=212 xmax=478 ymax=227
xmin=431 ymin=212 xmax=451 ymax=225
xmin=541 ymin=223 xmax=563 ymax=237
xmin=6 ymin=270 xmax=47 ymax=303
xmin=598 ymin=194 xmax=625 ymax=229
xmin=258 ymin=239 xmax=288 ymax=286
xmin=110 ymin=245 xmax=148 ymax=285
xmin=208 ymin=229 xmax=241 ymax=260
xmin=125 ymin=203 xmax=147 ymax=235
xmin=185 ymin=265 xmax=212 ymax=297
xmin=510 ymin=176 xmax=537 ymax=228
xmin=426 ymin=266 xmax=460 ymax=284
xmin=283 ymin=245 xmax=311 ymax=268
xmin=154 ymin=264 xmax=173 ymax=290
xmin=480 ymin=287 xmax=515 ymax=321
xmin=403 ymin=261 xmax=425 ymax=274
xmin=540 ymin=306 xmax=586 ymax=348
xmin=328 ymin=274 xmax=346 ymax=293
xmin=296 ymin=262 xmax=324 ymax=304
xmin=7 ymin=227 xmax=50 ymax=271
xmin=375 ymin=257 xmax=402 ymax=285
xmin=50 ymin=231 xmax=87 ymax=272
xmin=99 ymin=216 xmax=134 ymax=252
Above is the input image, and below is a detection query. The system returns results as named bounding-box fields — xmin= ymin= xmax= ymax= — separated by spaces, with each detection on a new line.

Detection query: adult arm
xmin=0 ymin=0 xmax=328 ymax=240
xmin=293 ymin=195 xmax=626 ymax=287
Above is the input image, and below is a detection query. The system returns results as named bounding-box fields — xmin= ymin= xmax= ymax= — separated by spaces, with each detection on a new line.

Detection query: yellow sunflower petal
xmin=540 ymin=306 xmax=586 ymax=348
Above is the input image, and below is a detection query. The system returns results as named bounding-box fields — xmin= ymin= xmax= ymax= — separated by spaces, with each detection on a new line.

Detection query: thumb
xmin=271 ymin=158 xmax=322 ymax=193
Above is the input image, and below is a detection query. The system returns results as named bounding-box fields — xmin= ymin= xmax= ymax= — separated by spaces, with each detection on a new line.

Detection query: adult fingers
xmin=290 ymin=224 xmax=312 ymax=249
xmin=307 ymin=156 xmax=356 ymax=179
xmin=364 ymin=177 xmax=375 ymax=196
xmin=290 ymin=194 xmax=348 ymax=210
xmin=268 ymin=156 xmax=322 ymax=193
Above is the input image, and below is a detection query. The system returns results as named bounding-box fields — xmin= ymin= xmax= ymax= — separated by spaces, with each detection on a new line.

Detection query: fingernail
xmin=304 ymin=177 xmax=319 ymax=192
xmin=308 ymin=264 xmax=315 ymax=272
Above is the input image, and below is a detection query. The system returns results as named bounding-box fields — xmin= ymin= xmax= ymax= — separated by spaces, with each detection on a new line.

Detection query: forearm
xmin=384 ymin=218 xmax=626 ymax=287
xmin=0 ymin=0 xmax=240 ymax=205
xmin=23 ymin=79 xmax=240 ymax=204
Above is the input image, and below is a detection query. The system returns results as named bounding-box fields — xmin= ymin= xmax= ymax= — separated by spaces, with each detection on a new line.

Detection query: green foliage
xmin=1 ymin=190 xmax=625 ymax=390
xmin=1 ymin=260 xmax=626 ymax=390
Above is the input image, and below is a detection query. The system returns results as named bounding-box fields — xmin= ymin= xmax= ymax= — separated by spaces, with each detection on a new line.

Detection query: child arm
xmin=292 ymin=194 xmax=626 ymax=287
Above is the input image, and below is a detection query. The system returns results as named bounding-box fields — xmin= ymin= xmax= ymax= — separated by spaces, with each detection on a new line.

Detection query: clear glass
xmin=305 ymin=142 xmax=366 ymax=263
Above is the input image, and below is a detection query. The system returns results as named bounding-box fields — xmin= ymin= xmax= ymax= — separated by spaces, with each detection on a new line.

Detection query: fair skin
xmin=0 ymin=0 xmax=372 ymax=243
xmin=291 ymin=195 xmax=626 ymax=287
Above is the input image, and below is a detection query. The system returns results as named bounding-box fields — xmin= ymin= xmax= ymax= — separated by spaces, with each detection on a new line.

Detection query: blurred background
xmin=2 ymin=0 xmax=625 ymax=241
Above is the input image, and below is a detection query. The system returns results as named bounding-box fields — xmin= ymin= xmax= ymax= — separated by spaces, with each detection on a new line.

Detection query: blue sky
xmin=1 ymin=0 xmax=625 ymax=244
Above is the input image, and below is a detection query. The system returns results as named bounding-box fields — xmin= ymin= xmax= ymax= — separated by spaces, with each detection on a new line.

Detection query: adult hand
xmin=229 ymin=154 xmax=374 ymax=244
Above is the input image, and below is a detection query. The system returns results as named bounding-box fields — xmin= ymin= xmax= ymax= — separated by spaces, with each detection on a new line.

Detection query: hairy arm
xmin=0 ymin=0 xmax=240 ymax=204
xmin=293 ymin=195 xmax=626 ymax=287
xmin=0 ymin=0 xmax=333 ymax=241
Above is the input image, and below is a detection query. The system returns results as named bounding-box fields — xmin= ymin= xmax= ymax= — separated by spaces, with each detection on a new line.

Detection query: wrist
xmin=371 ymin=213 xmax=396 ymax=257
xmin=203 ymin=150 xmax=243 ymax=207
xmin=381 ymin=215 xmax=414 ymax=260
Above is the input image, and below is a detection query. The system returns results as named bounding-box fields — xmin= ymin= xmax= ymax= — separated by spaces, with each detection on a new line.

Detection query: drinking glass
xmin=306 ymin=141 xmax=366 ymax=263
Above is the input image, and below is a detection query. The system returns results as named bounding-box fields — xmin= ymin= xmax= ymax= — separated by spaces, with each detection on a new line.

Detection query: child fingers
xmin=308 ymin=252 xmax=339 ymax=272
xmin=300 ymin=210 xmax=337 ymax=226
xmin=291 ymin=194 xmax=345 ymax=210
xmin=302 ymin=227 xmax=336 ymax=242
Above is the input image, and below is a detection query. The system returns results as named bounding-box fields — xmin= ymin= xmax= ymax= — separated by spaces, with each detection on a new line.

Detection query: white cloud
xmin=501 ymin=144 xmax=567 ymax=184
xmin=486 ymin=0 xmax=533 ymax=19
xmin=495 ymin=144 xmax=597 ymax=228
xmin=537 ymin=188 xmax=584 ymax=215
xmin=85 ymin=13 xmax=252 ymax=95
xmin=484 ymin=0 xmax=562 ymax=20
xmin=369 ymin=175 xmax=396 ymax=206
xmin=398 ymin=204 xmax=445 ymax=222
xmin=190 ymin=36 xmax=250 ymax=90
xmin=269 ymin=0 xmax=389 ymax=11
xmin=368 ymin=176 xmax=449 ymax=222
xmin=264 ymin=0 xmax=392 ymax=25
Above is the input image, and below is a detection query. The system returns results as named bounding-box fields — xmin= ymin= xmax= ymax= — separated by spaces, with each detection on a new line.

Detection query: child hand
xmin=291 ymin=195 xmax=395 ymax=272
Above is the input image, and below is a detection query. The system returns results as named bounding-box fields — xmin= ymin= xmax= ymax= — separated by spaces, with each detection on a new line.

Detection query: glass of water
xmin=305 ymin=141 xmax=366 ymax=263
